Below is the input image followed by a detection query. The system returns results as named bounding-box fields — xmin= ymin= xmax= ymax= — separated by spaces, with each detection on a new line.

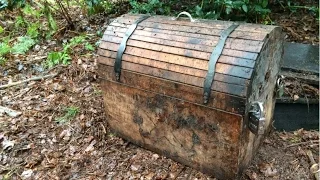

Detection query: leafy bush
xmin=0 ymin=42 xmax=11 ymax=56
xmin=129 ymin=0 xmax=170 ymax=15
xmin=46 ymin=51 xmax=72 ymax=68
xmin=11 ymin=36 xmax=36 ymax=54
xmin=129 ymin=0 xmax=271 ymax=22
xmin=193 ymin=0 xmax=271 ymax=22
xmin=85 ymin=0 xmax=114 ymax=15
xmin=45 ymin=35 xmax=94 ymax=68
xmin=55 ymin=106 xmax=79 ymax=124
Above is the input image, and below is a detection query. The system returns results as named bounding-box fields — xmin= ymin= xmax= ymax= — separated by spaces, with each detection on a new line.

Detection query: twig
xmin=173 ymin=166 xmax=186 ymax=180
xmin=285 ymin=140 xmax=319 ymax=148
xmin=306 ymin=150 xmax=319 ymax=180
xmin=0 ymin=73 xmax=58 ymax=89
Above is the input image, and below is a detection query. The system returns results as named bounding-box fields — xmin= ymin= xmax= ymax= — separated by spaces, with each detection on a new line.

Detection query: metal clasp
xmin=248 ymin=102 xmax=265 ymax=135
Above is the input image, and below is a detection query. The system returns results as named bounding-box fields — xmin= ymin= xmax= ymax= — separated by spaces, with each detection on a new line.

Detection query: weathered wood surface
xmin=238 ymin=26 xmax=284 ymax=173
xmin=98 ymin=64 xmax=246 ymax=114
xmin=100 ymin=80 xmax=243 ymax=179
xmin=97 ymin=13 xmax=284 ymax=179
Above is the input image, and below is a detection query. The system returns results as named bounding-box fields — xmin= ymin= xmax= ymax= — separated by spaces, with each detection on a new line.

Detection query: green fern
xmin=26 ymin=23 xmax=40 ymax=38
xmin=11 ymin=36 xmax=35 ymax=54
xmin=0 ymin=42 xmax=11 ymax=56
xmin=0 ymin=57 xmax=7 ymax=66
xmin=55 ymin=106 xmax=79 ymax=124
xmin=46 ymin=51 xmax=71 ymax=68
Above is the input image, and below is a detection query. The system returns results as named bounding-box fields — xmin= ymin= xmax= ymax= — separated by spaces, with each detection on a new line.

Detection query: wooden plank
xmin=104 ymin=28 xmax=258 ymax=60
xmin=100 ymin=37 xmax=256 ymax=68
xmin=98 ymin=44 xmax=253 ymax=79
xmin=118 ymin=14 xmax=275 ymax=33
xmin=100 ymin=78 xmax=243 ymax=179
xmin=104 ymin=26 xmax=264 ymax=53
xmin=97 ymin=56 xmax=247 ymax=97
xmin=109 ymin=21 xmax=267 ymax=41
xmin=98 ymin=64 xmax=246 ymax=114
xmin=98 ymin=55 xmax=249 ymax=86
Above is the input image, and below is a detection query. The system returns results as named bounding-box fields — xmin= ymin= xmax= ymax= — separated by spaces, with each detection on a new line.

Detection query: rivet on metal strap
xmin=203 ymin=24 xmax=239 ymax=104
xmin=114 ymin=15 xmax=150 ymax=81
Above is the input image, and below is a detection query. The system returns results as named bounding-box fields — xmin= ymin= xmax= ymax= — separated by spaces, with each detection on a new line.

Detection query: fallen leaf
xmin=0 ymin=106 xmax=22 ymax=117
xmin=259 ymin=163 xmax=277 ymax=177
xmin=145 ymin=172 xmax=155 ymax=180
xmin=245 ymin=171 xmax=258 ymax=180
xmin=152 ymin=153 xmax=160 ymax=160
xmin=130 ymin=164 xmax=140 ymax=171
xmin=293 ymin=94 xmax=299 ymax=101
xmin=21 ymin=169 xmax=33 ymax=179
xmin=85 ymin=139 xmax=96 ymax=152
xmin=2 ymin=138 xmax=14 ymax=151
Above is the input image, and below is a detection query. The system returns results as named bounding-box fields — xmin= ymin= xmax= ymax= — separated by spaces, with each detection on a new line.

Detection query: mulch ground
xmin=0 ymin=2 xmax=319 ymax=180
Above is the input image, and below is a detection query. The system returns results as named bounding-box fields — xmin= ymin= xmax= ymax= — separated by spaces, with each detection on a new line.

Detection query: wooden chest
xmin=97 ymin=13 xmax=284 ymax=179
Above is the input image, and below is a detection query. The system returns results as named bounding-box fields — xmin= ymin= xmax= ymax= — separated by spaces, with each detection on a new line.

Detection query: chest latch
xmin=248 ymin=102 xmax=265 ymax=135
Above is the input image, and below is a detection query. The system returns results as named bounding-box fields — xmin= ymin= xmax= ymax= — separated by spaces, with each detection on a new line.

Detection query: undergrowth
xmin=55 ymin=106 xmax=79 ymax=124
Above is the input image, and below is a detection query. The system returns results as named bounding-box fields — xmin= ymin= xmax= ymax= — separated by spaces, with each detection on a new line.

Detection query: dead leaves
xmin=259 ymin=162 xmax=278 ymax=177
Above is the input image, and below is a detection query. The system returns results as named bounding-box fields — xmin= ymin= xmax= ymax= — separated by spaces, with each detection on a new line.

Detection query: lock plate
xmin=248 ymin=102 xmax=265 ymax=135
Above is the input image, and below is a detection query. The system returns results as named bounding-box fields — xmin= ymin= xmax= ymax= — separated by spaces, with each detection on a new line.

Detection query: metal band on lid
xmin=114 ymin=15 xmax=150 ymax=81
xmin=203 ymin=24 xmax=239 ymax=104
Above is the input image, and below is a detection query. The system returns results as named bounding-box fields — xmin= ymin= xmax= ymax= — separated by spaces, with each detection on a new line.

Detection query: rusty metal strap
xmin=203 ymin=24 xmax=239 ymax=104
xmin=114 ymin=15 xmax=150 ymax=81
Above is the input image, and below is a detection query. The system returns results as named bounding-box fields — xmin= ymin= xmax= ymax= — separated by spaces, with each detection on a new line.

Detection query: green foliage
xmin=22 ymin=3 xmax=41 ymax=18
xmin=26 ymin=23 xmax=40 ymax=38
xmin=46 ymin=51 xmax=71 ymax=68
xmin=15 ymin=15 xmax=26 ymax=28
xmin=286 ymin=1 xmax=319 ymax=20
xmin=46 ymin=35 xmax=93 ymax=68
xmin=192 ymin=0 xmax=270 ymax=21
xmin=0 ymin=57 xmax=7 ymax=66
xmin=0 ymin=0 xmax=8 ymax=10
xmin=0 ymin=42 xmax=11 ymax=56
xmin=129 ymin=0 xmax=170 ymax=15
xmin=0 ymin=0 xmax=26 ymax=11
xmin=85 ymin=42 xmax=94 ymax=51
xmin=11 ymin=36 xmax=35 ymax=54
xmin=85 ymin=0 xmax=114 ymax=15
xmin=55 ymin=106 xmax=79 ymax=124
xmin=43 ymin=1 xmax=58 ymax=38
xmin=0 ymin=25 xmax=4 ymax=34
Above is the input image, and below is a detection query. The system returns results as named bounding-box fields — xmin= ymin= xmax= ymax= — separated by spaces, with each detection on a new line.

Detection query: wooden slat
xmin=98 ymin=43 xmax=253 ymax=79
xmin=101 ymin=36 xmax=256 ymax=68
xmin=110 ymin=20 xmax=267 ymax=42
xmin=104 ymin=29 xmax=263 ymax=53
xmin=108 ymin=23 xmax=266 ymax=42
xmin=118 ymin=14 xmax=275 ymax=33
xmin=98 ymin=64 xmax=246 ymax=114
xmin=98 ymin=54 xmax=248 ymax=86
xmin=104 ymin=27 xmax=258 ymax=60
xmin=97 ymin=56 xmax=247 ymax=97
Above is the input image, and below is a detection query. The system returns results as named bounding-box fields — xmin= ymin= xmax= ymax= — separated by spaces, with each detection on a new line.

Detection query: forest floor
xmin=0 ymin=2 xmax=319 ymax=180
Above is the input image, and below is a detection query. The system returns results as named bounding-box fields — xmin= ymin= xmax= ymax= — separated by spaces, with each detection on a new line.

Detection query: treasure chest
xmin=97 ymin=12 xmax=284 ymax=179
